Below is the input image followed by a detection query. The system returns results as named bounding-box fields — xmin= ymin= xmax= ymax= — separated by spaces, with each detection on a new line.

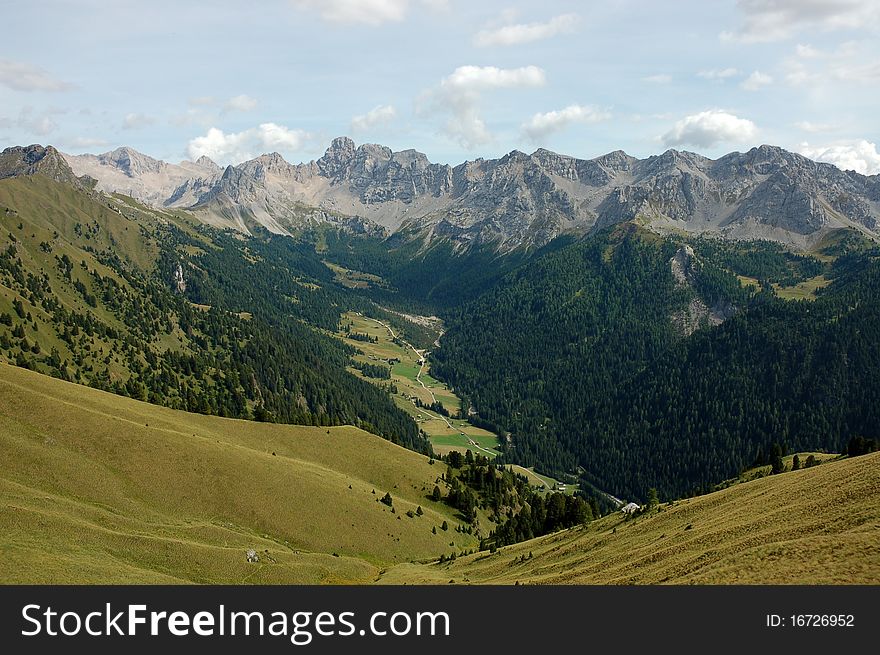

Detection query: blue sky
xmin=1 ymin=0 xmax=879 ymax=173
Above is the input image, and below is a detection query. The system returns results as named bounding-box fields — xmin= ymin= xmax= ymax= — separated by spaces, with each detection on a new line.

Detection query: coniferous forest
xmin=431 ymin=228 xmax=880 ymax=501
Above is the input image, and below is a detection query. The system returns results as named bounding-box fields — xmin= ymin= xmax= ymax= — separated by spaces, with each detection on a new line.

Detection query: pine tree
xmin=646 ymin=487 xmax=659 ymax=510
xmin=770 ymin=443 xmax=785 ymax=474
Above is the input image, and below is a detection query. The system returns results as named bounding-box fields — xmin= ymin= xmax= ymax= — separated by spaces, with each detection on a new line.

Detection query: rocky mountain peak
xmin=502 ymin=150 xmax=530 ymax=163
xmin=391 ymin=149 xmax=432 ymax=169
xmin=55 ymin=138 xmax=880 ymax=252
xmin=194 ymin=155 xmax=221 ymax=172
xmin=0 ymin=144 xmax=80 ymax=186
xmin=318 ymin=136 xmax=357 ymax=178
xmin=101 ymin=146 xmax=165 ymax=178
xmin=238 ymin=152 xmax=294 ymax=180
xmin=594 ymin=149 xmax=636 ymax=172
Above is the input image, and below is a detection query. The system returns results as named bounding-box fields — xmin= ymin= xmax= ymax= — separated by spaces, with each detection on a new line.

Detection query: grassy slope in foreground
xmin=383 ymin=452 xmax=880 ymax=585
xmin=0 ymin=364 xmax=476 ymax=584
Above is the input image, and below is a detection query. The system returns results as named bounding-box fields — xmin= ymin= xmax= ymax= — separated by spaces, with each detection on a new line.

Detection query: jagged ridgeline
xmin=433 ymin=226 xmax=880 ymax=501
xmin=0 ymin=145 xmax=429 ymax=453
xmin=65 ymin=139 xmax=880 ymax=255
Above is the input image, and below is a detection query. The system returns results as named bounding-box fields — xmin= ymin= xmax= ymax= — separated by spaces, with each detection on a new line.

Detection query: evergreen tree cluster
xmin=439 ymin=449 xmax=595 ymax=549
xmin=432 ymin=230 xmax=880 ymax=501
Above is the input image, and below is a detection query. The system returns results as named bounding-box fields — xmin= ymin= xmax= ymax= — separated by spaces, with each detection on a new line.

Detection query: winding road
xmin=357 ymin=313 xmax=498 ymax=457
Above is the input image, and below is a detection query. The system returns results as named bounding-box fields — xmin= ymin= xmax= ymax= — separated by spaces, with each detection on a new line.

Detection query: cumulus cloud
xmin=224 ymin=94 xmax=258 ymax=112
xmin=351 ymin=104 xmax=397 ymax=132
xmin=187 ymin=123 xmax=310 ymax=165
xmin=643 ymin=74 xmax=672 ymax=84
xmin=741 ymin=70 xmax=774 ymax=90
xmin=697 ymin=67 xmax=739 ymax=81
xmin=442 ymin=65 xmax=547 ymax=91
xmin=723 ymin=0 xmax=880 ymax=42
xmin=474 ymin=13 xmax=580 ymax=47
xmin=799 ymin=139 xmax=880 ymax=175
xmin=521 ymin=104 xmax=611 ymax=141
xmin=122 ymin=112 xmax=156 ymax=130
xmin=290 ymin=0 xmax=445 ymax=25
xmin=0 ymin=59 xmax=74 ymax=92
xmin=420 ymin=65 xmax=546 ymax=147
xmin=662 ymin=110 xmax=758 ymax=148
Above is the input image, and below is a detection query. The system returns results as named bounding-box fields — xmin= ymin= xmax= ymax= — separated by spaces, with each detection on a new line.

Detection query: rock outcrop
xmin=59 ymin=140 xmax=880 ymax=251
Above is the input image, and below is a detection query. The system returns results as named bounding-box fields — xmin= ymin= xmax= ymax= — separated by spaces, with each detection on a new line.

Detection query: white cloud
xmin=0 ymin=59 xmax=74 ymax=92
xmin=187 ymin=123 xmax=310 ymax=165
xmin=643 ymin=74 xmax=672 ymax=84
xmin=741 ymin=70 xmax=774 ymax=90
xmin=521 ymin=104 xmax=611 ymax=141
xmin=723 ymin=0 xmax=880 ymax=43
xmin=662 ymin=110 xmax=758 ymax=148
xmin=799 ymin=139 xmax=880 ymax=175
xmin=420 ymin=65 xmax=546 ymax=147
xmin=351 ymin=104 xmax=397 ymax=132
xmin=441 ymin=65 xmax=547 ymax=91
xmin=290 ymin=0 xmax=445 ymax=25
xmin=794 ymin=120 xmax=837 ymax=133
xmin=224 ymin=94 xmax=258 ymax=112
xmin=474 ymin=13 xmax=580 ymax=47
xmin=122 ymin=112 xmax=156 ymax=130
xmin=697 ymin=67 xmax=739 ymax=80
xmin=784 ymin=40 xmax=880 ymax=87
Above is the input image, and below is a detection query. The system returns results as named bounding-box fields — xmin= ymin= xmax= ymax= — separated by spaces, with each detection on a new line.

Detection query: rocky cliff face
xmin=63 ymin=147 xmax=220 ymax=207
xmin=0 ymin=145 xmax=85 ymax=188
xmin=60 ymin=139 xmax=880 ymax=251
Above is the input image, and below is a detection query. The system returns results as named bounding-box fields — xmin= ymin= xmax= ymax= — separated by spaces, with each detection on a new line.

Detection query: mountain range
xmin=61 ymin=138 xmax=880 ymax=251
xmin=1 ymin=136 xmax=880 ymax=586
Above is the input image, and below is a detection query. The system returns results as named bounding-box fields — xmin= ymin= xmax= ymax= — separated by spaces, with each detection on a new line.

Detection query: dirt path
xmin=361 ymin=314 xmax=463 ymax=433
xmin=354 ymin=313 xmax=500 ymax=456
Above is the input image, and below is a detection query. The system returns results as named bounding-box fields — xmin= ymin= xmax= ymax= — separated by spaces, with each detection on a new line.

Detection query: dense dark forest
xmin=431 ymin=228 xmax=880 ymax=501
xmin=318 ymin=228 xmax=575 ymax=312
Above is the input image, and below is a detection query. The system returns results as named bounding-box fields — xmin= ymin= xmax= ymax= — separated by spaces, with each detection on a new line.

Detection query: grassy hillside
xmin=382 ymin=451 xmax=880 ymax=584
xmin=0 ymin=172 xmax=428 ymax=452
xmin=0 ymin=364 xmax=476 ymax=584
